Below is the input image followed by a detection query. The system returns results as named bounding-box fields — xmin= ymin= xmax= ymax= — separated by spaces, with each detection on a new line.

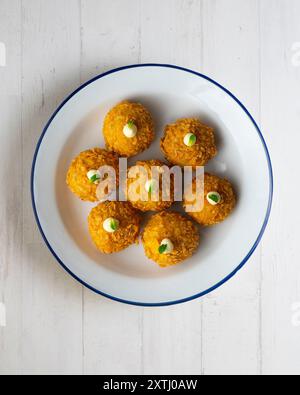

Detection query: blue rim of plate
xmin=31 ymin=63 xmax=273 ymax=307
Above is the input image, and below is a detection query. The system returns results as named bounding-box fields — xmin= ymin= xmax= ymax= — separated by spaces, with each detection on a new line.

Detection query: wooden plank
xmin=142 ymin=302 xmax=202 ymax=375
xmin=20 ymin=0 xmax=83 ymax=374
xmin=80 ymin=0 xmax=143 ymax=375
xmin=140 ymin=0 xmax=203 ymax=69
xmin=140 ymin=0 xmax=203 ymax=375
xmin=83 ymin=298 xmax=143 ymax=375
xmin=21 ymin=244 xmax=83 ymax=374
xmin=0 ymin=0 xmax=22 ymax=375
xmin=260 ymin=0 xmax=300 ymax=375
xmin=201 ymin=0 xmax=261 ymax=375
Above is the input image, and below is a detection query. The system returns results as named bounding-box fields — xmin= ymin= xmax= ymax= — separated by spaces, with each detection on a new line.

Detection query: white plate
xmin=31 ymin=64 xmax=273 ymax=306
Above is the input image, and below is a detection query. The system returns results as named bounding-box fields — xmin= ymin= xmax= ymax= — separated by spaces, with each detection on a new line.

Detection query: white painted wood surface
xmin=0 ymin=0 xmax=299 ymax=375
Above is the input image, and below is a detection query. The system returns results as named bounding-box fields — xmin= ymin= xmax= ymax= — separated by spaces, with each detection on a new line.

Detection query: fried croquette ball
xmin=142 ymin=211 xmax=200 ymax=267
xmin=88 ymin=201 xmax=141 ymax=254
xmin=183 ymin=173 xmax=236 ymax=226
xmin=103 ymin=101 xmax=154 ymax=157
xmin=160 ymin=118 xmax=217 ymax=167
xmin=126 ymin=160 xmax=174 ymax=212
xmin=66 ymin=148 xmax=119 ymax=202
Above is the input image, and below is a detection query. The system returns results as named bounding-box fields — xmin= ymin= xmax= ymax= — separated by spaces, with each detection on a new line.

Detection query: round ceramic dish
xmin=31 ymin=64 xmax=273 ymax=306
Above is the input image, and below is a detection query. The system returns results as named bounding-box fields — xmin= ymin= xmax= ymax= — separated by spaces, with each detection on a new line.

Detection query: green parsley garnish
xmin=127 ymin=119 xmax=135 ymax=128
xmin=89 ymin=174 xmax=99 ymax=184
xmin=208 ymin=193 xmax=220 ymax=203
xmin=158 ymin=244 xmax=168 ymax=254
xmin=110 ymin=220 xmax=118 ymax=231
xmin=188 ymin=134 xmax=196 ymax=146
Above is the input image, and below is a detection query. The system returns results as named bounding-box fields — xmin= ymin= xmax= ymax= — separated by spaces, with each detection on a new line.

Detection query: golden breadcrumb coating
xmin=142 ymin=211 xmax=200 ymax=267
xmin=88 ymin=201 xmax=141 ymax=254
xmin=161 ymin=118 xmax=217 ymax=167
xmin=126 ymin=160 xmax=174 ymax=212
xmin=66 ymin=148 xmax=119 ymax=202
xmin=183 ymin=173 xmax=236 ymax=226
xmin=103 ymin=101 xmax=154 ymax=157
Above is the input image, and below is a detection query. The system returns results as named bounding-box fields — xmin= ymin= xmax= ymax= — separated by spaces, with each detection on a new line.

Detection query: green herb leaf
xmin=127 ymin=119 xmax=135 ymax=128
xmin=208 ymin=193 xmax=219 ymax=203
xmin=89 ymin=174 xmax=99 ymax=184
xmin=158 ymin=244 xmax=168 ymax=254
xmin=188 ymin=134 xmax=196 ymax=146
xmin=110 ymin=220 xmax=117 ymax=231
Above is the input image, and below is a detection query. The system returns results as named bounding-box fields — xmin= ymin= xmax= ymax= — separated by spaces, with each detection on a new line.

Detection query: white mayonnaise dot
xmin=206 ymin=191 xmax=221 ymax=206
xmin=103 ymin=218 xmax=119 ymax=233
xmin=160 ymin=239 xmax=174 ymax=254
xmin=123 ymin=121 xmax=137 ymax=138
xmin=183 ymin=133 xmax=197 ymax=147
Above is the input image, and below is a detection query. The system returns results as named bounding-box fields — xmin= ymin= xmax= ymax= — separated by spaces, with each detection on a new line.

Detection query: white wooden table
xmin=0 ymin=0 xmax=299 ymax=375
